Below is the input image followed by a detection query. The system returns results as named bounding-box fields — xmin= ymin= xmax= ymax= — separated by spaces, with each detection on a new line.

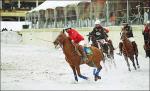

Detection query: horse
xmin=120 ymin=30 xmax=140 ymax=71
xmin=53 ymin=31 xmax=104 ymax=82
xmin=88 ymin=34 xmax=114 ymax=60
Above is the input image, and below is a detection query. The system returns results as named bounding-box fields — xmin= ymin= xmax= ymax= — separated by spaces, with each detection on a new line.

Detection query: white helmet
xmin=64 ymin=25 xmax=71 ymax=30
xmin=95 ymin=20 xmax=101 ymax=25
xmin=146 ymin=21 xmax=150 ymax=24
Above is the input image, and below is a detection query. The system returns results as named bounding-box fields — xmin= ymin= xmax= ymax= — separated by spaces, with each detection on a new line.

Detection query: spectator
xmin=144 ymin=9 xmax=149 ymax=24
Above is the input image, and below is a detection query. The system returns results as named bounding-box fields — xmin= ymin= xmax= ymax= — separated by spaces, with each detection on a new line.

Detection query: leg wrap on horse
xmin=95 ymin=68 xmax=101 ymax=76
xmin=93 ymin=67 xmax=102 ymax=76
xmin=78 ymin=74 xmax=88 ymax=80
xmin=93 ymin=67 xmax=102 ymax=81
xmin=74 ymin=75 xmax=78 ymax=81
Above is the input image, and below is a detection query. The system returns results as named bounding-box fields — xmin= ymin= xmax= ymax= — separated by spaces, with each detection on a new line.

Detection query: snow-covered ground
xmin=1 ymin=31 xmax=22 ymax=44
xmin=1 ymin=30 xmax=149 ymax=90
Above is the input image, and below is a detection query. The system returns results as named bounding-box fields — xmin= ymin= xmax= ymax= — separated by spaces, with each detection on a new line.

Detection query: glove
xmin=71 ymin=40 xmax=74 ymax=43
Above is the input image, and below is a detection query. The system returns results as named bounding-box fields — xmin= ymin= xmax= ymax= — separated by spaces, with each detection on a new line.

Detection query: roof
xmin=29 ymin=0 xmax=91 ymax=13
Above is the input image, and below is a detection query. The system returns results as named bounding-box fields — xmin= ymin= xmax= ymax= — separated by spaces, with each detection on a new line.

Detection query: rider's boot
xmin=79 ymin=46 xmax=88 ymax=63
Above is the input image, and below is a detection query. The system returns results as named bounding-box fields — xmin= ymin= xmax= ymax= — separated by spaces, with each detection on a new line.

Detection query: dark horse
xmin=121 ymin=30 xmax=140 ymax=71
xmin=88 ymin=33 xmax=114 ymax=59
xmin=53 ymin=31 xmax=104 ymax=82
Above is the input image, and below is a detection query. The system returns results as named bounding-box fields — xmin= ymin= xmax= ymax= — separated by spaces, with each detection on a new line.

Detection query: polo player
xmin=64 ymin=26 xmax=88 ymax=63
xmin=90 ymin=19 xmax=114 ymax=57
xmin=118 ymin=21 xmax=138 ymax=55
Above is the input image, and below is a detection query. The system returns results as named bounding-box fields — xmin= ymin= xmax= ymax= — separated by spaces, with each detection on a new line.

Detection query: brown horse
xmin=121 ymin=31 xmax=140 ymax=71
xmin=53 ymin=31 xmax=104 ymax=82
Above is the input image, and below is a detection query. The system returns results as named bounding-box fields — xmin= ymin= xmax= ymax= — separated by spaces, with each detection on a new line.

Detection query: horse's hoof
xmin=128 ymin=68 xmax=131 ymax=71
xmin=138 ymin=65 xmax=140 ymax=68
xmin=94 ymin=78 xmax=98 ymax=81
xmin=94 ymin=76 xmax=101 ymax=81
xmin=75 ymin=79 xmax=78 ymax=82
xmin=134 ymin=67 xmax=137 ymax=70
xmin=85 ymin=77 xmax=88 ymax=80
xmin=97 ymin=76 xmax=101 ymax=79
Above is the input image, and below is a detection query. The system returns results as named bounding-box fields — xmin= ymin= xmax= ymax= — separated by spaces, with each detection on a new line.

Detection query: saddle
xmin=84 ymin=47 xmax=93 ymax=55
xmin=73 ymin=43 xmax=93 ymax=56
xmin=73 ymin=44 xmax=93 ymax=64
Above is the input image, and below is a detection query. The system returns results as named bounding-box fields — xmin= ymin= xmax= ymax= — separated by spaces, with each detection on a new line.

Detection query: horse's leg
xmin=135 ymin=54 xmax=140 ymax=68
xmin=69 ymin=65 xmax=78 ymax=82
xmin=66 ymin=57 xmax=78 ymax=82
xmin=124 ymin=56 xmax=131 ymax=71
xmin=130 ymin=56 xmax=137 ymax=70
xmin=108 ymin=44 xmax=116 ymax=68
xmin=76 ymin=66 xmax=88 ymax=80
xmin=103 ymin=43 xmax=110 ymax=58
xmin=103 ymin=57 xmax=108 ymax=71
xmin=133 ymin=42 xmax=140 ymax=68
xmin=108 ymin=40 xmax=114 ymax=59
xmin=93 ymin=64 xmax=102 ymax=81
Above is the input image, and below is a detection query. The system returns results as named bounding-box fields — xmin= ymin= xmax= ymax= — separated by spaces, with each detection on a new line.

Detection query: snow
xmin=1 ymin=31 xmax=22 ymax=44
xmin=1 ymin=30 xmax=149 ymax=90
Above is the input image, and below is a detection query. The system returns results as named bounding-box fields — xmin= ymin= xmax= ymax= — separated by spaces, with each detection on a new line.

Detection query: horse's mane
xmin=60 ymin=31 xmax=76 ymax=47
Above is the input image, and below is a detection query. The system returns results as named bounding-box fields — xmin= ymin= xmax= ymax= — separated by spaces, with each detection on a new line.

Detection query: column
xmin=90 ymin=3 xmax=93 ymax=27
xmin=36 ymin=0 xmax=39 ymax=7
xmin=18 ymin=0 xmax=20 ymax=8
xmin=127 ymin=0 xmax=129 ymax=23
xmin=75 ymin=6 xmax=79 ymax=27
xmin=0 ymin=0 xmax=2 ymax=9
xmin=18 ymin=17 xmax=20 ymax=21
xmin=64 ymin=7 xmax=67 ymax=26
xmin=45 ymin=10 xmax=48 ymax=28
xmin=106 ymin=0 xmax=109 ymax=26
xmin=37 ymin=11 xmax=40 ymax=29
xmin=31 ymin=13 xmax=33 ymax=28
xmin=54 ymin=9 xmax=57 ymax=28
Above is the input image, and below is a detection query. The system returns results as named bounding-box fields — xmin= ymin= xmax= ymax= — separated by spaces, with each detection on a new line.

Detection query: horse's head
xmin=53 ymin=31 xmax=67 ymax=48
xmin=120 ymin=30 xmax=128 ymax=41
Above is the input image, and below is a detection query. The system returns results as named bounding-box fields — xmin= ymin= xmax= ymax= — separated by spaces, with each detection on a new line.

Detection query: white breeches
xmin=120 ymin=37 xmax=135 ymax=42
xmin=128 ymin=37 xmax=135 ymax=42
xmin=97 ymin=39 xmax=108 ymax=44
xmin=79 ymin=40 xmax=90 ymax=47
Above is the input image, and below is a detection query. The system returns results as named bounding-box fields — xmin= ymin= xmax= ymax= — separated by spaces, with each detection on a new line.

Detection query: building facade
xmin=0 ymin=0 xmax=46 ymax=21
